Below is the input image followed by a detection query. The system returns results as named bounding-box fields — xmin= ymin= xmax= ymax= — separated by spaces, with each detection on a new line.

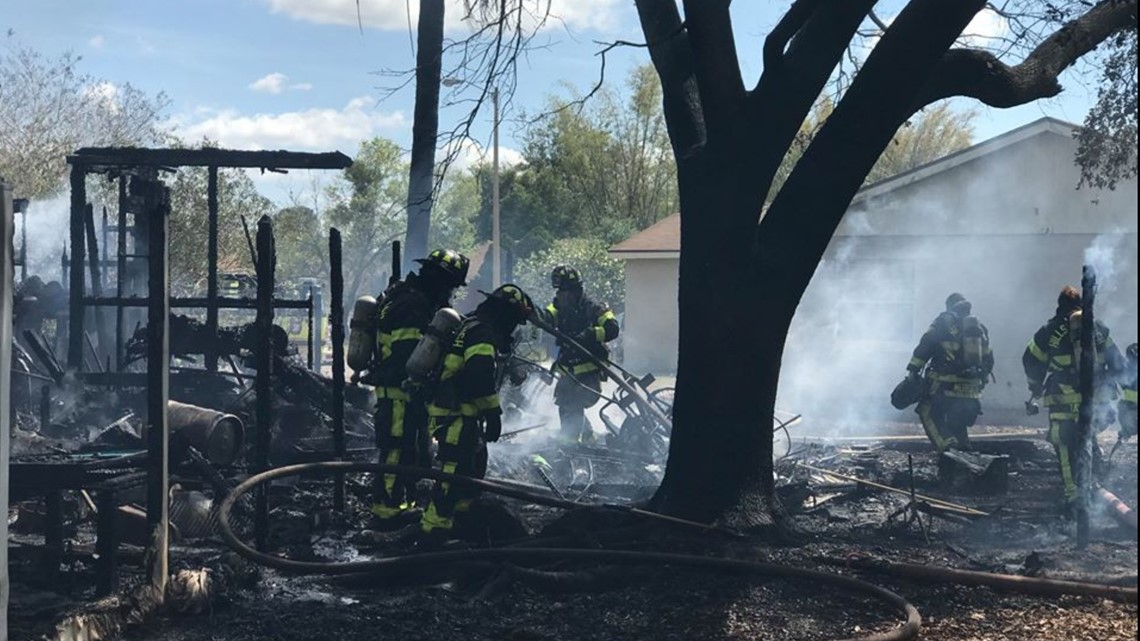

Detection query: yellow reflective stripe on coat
xmin=1044 ymin=393 xmax=1081 ymax=406
xmin=1027 ymin=339 xmax=1049 ymax=363
xmin=1124 ymin=389 xmax=1138 ymax=404
xmin=471 ymin=394 xmax=500 ymax=412
xmin=909 ymin=357 xmax=927 ymax=370
xmin=464 ymin=343 xmax=496 ymax=361
xmin=375 ymin=386 xmax=410 ymax=400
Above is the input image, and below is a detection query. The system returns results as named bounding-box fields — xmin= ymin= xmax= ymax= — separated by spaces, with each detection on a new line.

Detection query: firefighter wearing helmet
xmin=418 ymin=284 xmax=535 ymax=545
xmin=543 ymin=265 xmax=620 ymax=445
xmin=902 ymin=293 xmax=994 ymax=452
xmin=1023 ymin=286 xmax=1125 ymax=512
xmin=368 ymin=249 xmax=469 ymax=528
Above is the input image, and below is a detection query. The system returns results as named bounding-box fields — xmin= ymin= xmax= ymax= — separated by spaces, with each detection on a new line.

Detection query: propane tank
xmin=347 ymin=295 xmax=379 ymax=373
xmin=961 ymin=315 xmax=984 ymax=368
xmin=406 ymin=307 xmax=463 ymax=384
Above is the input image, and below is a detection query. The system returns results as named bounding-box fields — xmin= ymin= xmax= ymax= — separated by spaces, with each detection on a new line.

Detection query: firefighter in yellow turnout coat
xmin=907 ymin=293 xmax=994 ymax=452
xmin=1023 ymin=286 xmax=1125 ymax=508
xmin=369 ymin=250 xmax=469 ymax=526
xmin=419 ymin=284 xmax=535 ymax=541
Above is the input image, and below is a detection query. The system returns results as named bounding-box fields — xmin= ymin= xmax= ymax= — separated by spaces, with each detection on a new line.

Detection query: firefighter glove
xmin=482 ymin=413 xmax=503 ymax=443
xmin=1028 ymin=382 xmax=1044 ymax=397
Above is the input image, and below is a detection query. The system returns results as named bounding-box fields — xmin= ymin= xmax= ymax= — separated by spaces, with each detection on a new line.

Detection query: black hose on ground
xmin=216 ymin=461 xmax=922 ymax=641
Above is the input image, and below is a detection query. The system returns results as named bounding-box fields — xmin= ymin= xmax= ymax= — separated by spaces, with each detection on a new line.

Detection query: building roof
xmin=609 ymin=117 xmax=1080 ymax=258
xmin=609 ymin=213 xmax=680 ymax=257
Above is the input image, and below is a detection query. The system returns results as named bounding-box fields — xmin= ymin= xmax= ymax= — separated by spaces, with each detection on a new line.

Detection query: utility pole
xmin=492 ymin=86 xmax=501 ymax=289
xmin=2 ymin=177 xmax=14 ymax=641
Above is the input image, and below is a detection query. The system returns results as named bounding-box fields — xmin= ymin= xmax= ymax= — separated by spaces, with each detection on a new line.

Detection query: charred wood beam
xmin=206 ymin=166 xmax=220 ymax=373
xmin=116 ymin=175 xmax=128 ymax=371
xmin=635 ymin=0 xmax=706 ymax=159
xmin=144 ymin=174 xmax=171 ymax=594
xmin=1077 ymin=264 xmax=1098 ymax=548
xmin=1 ymin=177 xmax=13 ymax=641
xmin=329 ymin=228 xmax=347 ymax=512
xmin=69 ymin=147 xmax=352 ymax=170
xmin=253 ymin=215 xmax=276 ymax=550
xmin=68 ymin=165 xmax=87 ymax=369
xmin=916 ymin=0 xmax=1138 ymax=109
xmin=82 ymin=296 xmax=311 ymax=309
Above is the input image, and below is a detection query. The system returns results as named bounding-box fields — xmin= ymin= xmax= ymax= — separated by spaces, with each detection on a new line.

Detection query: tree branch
xmin=916 ymin=0 xmax=1138 ymax=108
xmin=635 ymin=0 xmax=706 ymax=159
xmin=682 ymin=1 xmax=745 ymax=146
xmin=762 ymin=0 xmax=825 ymax=73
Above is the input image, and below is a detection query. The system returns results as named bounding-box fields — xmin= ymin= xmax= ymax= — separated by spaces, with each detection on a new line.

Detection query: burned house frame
xmin=8 ymin=147 xmax=352 ymax=597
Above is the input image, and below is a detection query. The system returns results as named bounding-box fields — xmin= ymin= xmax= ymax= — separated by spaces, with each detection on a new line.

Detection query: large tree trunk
xmin=404 ymin=0 xmax=445 ymax=271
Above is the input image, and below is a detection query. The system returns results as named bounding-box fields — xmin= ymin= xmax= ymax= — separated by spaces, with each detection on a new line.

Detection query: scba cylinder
xmin=347 ymin=296 xmax=379 ymax=372
xmin=406 ymin=307 xmax=463 ymax=384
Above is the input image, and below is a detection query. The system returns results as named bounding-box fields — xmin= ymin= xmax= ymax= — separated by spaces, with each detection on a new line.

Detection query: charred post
xmin=206 ymin=165 xmax=220 ymax=372
xmin=1076 ymin=264 xmax=1097 ymax=548
xmin=330 ymin=228 xmax=346 ymax=511
xmin=68 ymin=165 xmax=87 ymax=370
xmin=116 ymin=175 xmax=128 ymax=371
xmin=1 ymin=176 xmax=14 ymax=641
xmin=84 ymin=203 xmax=108 ymax=361
xmin=254 ymin=215 xmax=276 ymax=550
xmin=144 ymin=173 xmax=171 ymax=592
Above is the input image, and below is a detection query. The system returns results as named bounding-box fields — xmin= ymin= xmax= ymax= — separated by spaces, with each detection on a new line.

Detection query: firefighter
xmin=418 ymin=284 xmax=535 ymax=544
xmin=1120 ymin=343 xmax=1138 ymax=441
xmin=1023 ymin=286 xmax=1125 ymax=510
xmin=369 ymin=249 xmax=470 ymax=528
xmin=542 ymin=265 xmax=620 ymax=444
xmin=906 ymin=293 xmax=994 ymax=452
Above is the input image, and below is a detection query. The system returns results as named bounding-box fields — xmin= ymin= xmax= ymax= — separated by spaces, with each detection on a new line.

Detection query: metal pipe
xmin=796 ymin=462 xmax=988 ymax=517
xmin=167 ymin=401 xmax=245 ymax=466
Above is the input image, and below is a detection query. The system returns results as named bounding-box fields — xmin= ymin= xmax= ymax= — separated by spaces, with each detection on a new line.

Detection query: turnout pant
xmin=421 ymin=415 xmax=488 ymax=534
xmin=371 ymin=389 xmax=430 ymax=519
xmin=916 ymin=393 xmax=980 ymax=453
xmin=554 ymin=367 xmax=602 ymax=444
xmin=1045 ymin=402 xmax=1105 ymax=506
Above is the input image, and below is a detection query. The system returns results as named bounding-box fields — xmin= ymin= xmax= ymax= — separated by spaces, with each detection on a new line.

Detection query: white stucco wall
xmin=621 ymin=258 xmax=679 ymax=374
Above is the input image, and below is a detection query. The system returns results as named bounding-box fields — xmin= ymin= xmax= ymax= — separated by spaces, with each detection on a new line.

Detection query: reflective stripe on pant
xmin=421 ymin=415 xmax=488 ymax=533
xmin=916 ymin=393 xmax=980 ymax=453
xmin=371 ymin=396 xmax=429 ymax=519
xmin=1046 ymin=407 xmax=1080 ymax=504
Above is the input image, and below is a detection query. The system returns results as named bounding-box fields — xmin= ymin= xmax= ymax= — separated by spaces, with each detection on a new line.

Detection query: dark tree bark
xmin=404 ymin=0 xmax=446 ymax=271
xmin=638 ymin=0 xmax=1136 ymax=527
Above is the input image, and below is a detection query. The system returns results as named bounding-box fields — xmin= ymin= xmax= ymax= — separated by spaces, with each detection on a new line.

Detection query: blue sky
xmin=6 ymin=0 xmax=1100 ymax=204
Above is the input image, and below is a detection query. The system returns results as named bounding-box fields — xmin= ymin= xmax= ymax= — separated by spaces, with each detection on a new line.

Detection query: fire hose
xmin=216 ymin=461 xmax=922 ymax=641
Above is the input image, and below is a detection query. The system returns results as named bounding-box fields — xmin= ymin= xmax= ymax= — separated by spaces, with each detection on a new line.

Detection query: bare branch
xmin=916 ymin=0 xmax=1138 ymax=108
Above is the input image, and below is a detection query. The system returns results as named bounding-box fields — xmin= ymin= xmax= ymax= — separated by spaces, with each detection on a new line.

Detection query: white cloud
xmin=442 ymin=137 xmax=523 ymax=173
xmin=84 ymin=81 xmax=121 ymax=112
xmin=250 ymin=72 xmax=314 ymax=94
xmin=88 ymin=34 xmax=106 ymax=49
xmin=262 ymin=0 xmax=623 ymax=33
xmin=169 ymin=96 xmax=407 ymax=151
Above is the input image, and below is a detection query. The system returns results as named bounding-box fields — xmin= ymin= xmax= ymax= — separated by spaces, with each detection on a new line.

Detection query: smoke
xmin=16 ymin=193 xmax=69 ymax=282
xmin=775 ymin=135 xmax=1138 ymax=438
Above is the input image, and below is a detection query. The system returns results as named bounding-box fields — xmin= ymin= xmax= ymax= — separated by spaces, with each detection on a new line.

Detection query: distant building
xmin=610 ymin=117 xmax=1139 ymax=422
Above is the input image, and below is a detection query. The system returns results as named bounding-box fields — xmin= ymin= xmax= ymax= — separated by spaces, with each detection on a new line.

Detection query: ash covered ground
xmin=10 ymin=417 xmax=1136 ymax=641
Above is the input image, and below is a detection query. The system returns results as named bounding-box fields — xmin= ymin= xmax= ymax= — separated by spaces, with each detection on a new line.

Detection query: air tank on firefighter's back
xmin=962 ymin=315 xmax=984 ymax=367
xmin=347 ymin=296 xmax=379 ymax=373
xmin=406 ymin=307 xmax=463 ymax=385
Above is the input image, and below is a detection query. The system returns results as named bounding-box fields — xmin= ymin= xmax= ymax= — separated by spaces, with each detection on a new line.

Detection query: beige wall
xmin=621 ymin=258 xmax=679 ymax=374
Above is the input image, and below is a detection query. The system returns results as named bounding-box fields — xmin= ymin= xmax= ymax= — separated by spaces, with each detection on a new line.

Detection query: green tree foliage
xmin=513 ymin=237 xmax=625 ymax=313
xmin=1076 ymin=28 xmax=1137 ymax=190
xmin=0 ymin=39 xmax=168 ymax=200
xmin=769 ymin=100 xmax=976 ymax=202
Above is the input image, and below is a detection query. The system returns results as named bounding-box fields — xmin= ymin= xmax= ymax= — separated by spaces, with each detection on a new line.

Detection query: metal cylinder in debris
xmin=406 ymin=307 xmax=463 ymax=385
xmin=346 ymin=295 xmax=379 ymax=372
xmin=167 ymin=400 xmax=245 ymax=466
